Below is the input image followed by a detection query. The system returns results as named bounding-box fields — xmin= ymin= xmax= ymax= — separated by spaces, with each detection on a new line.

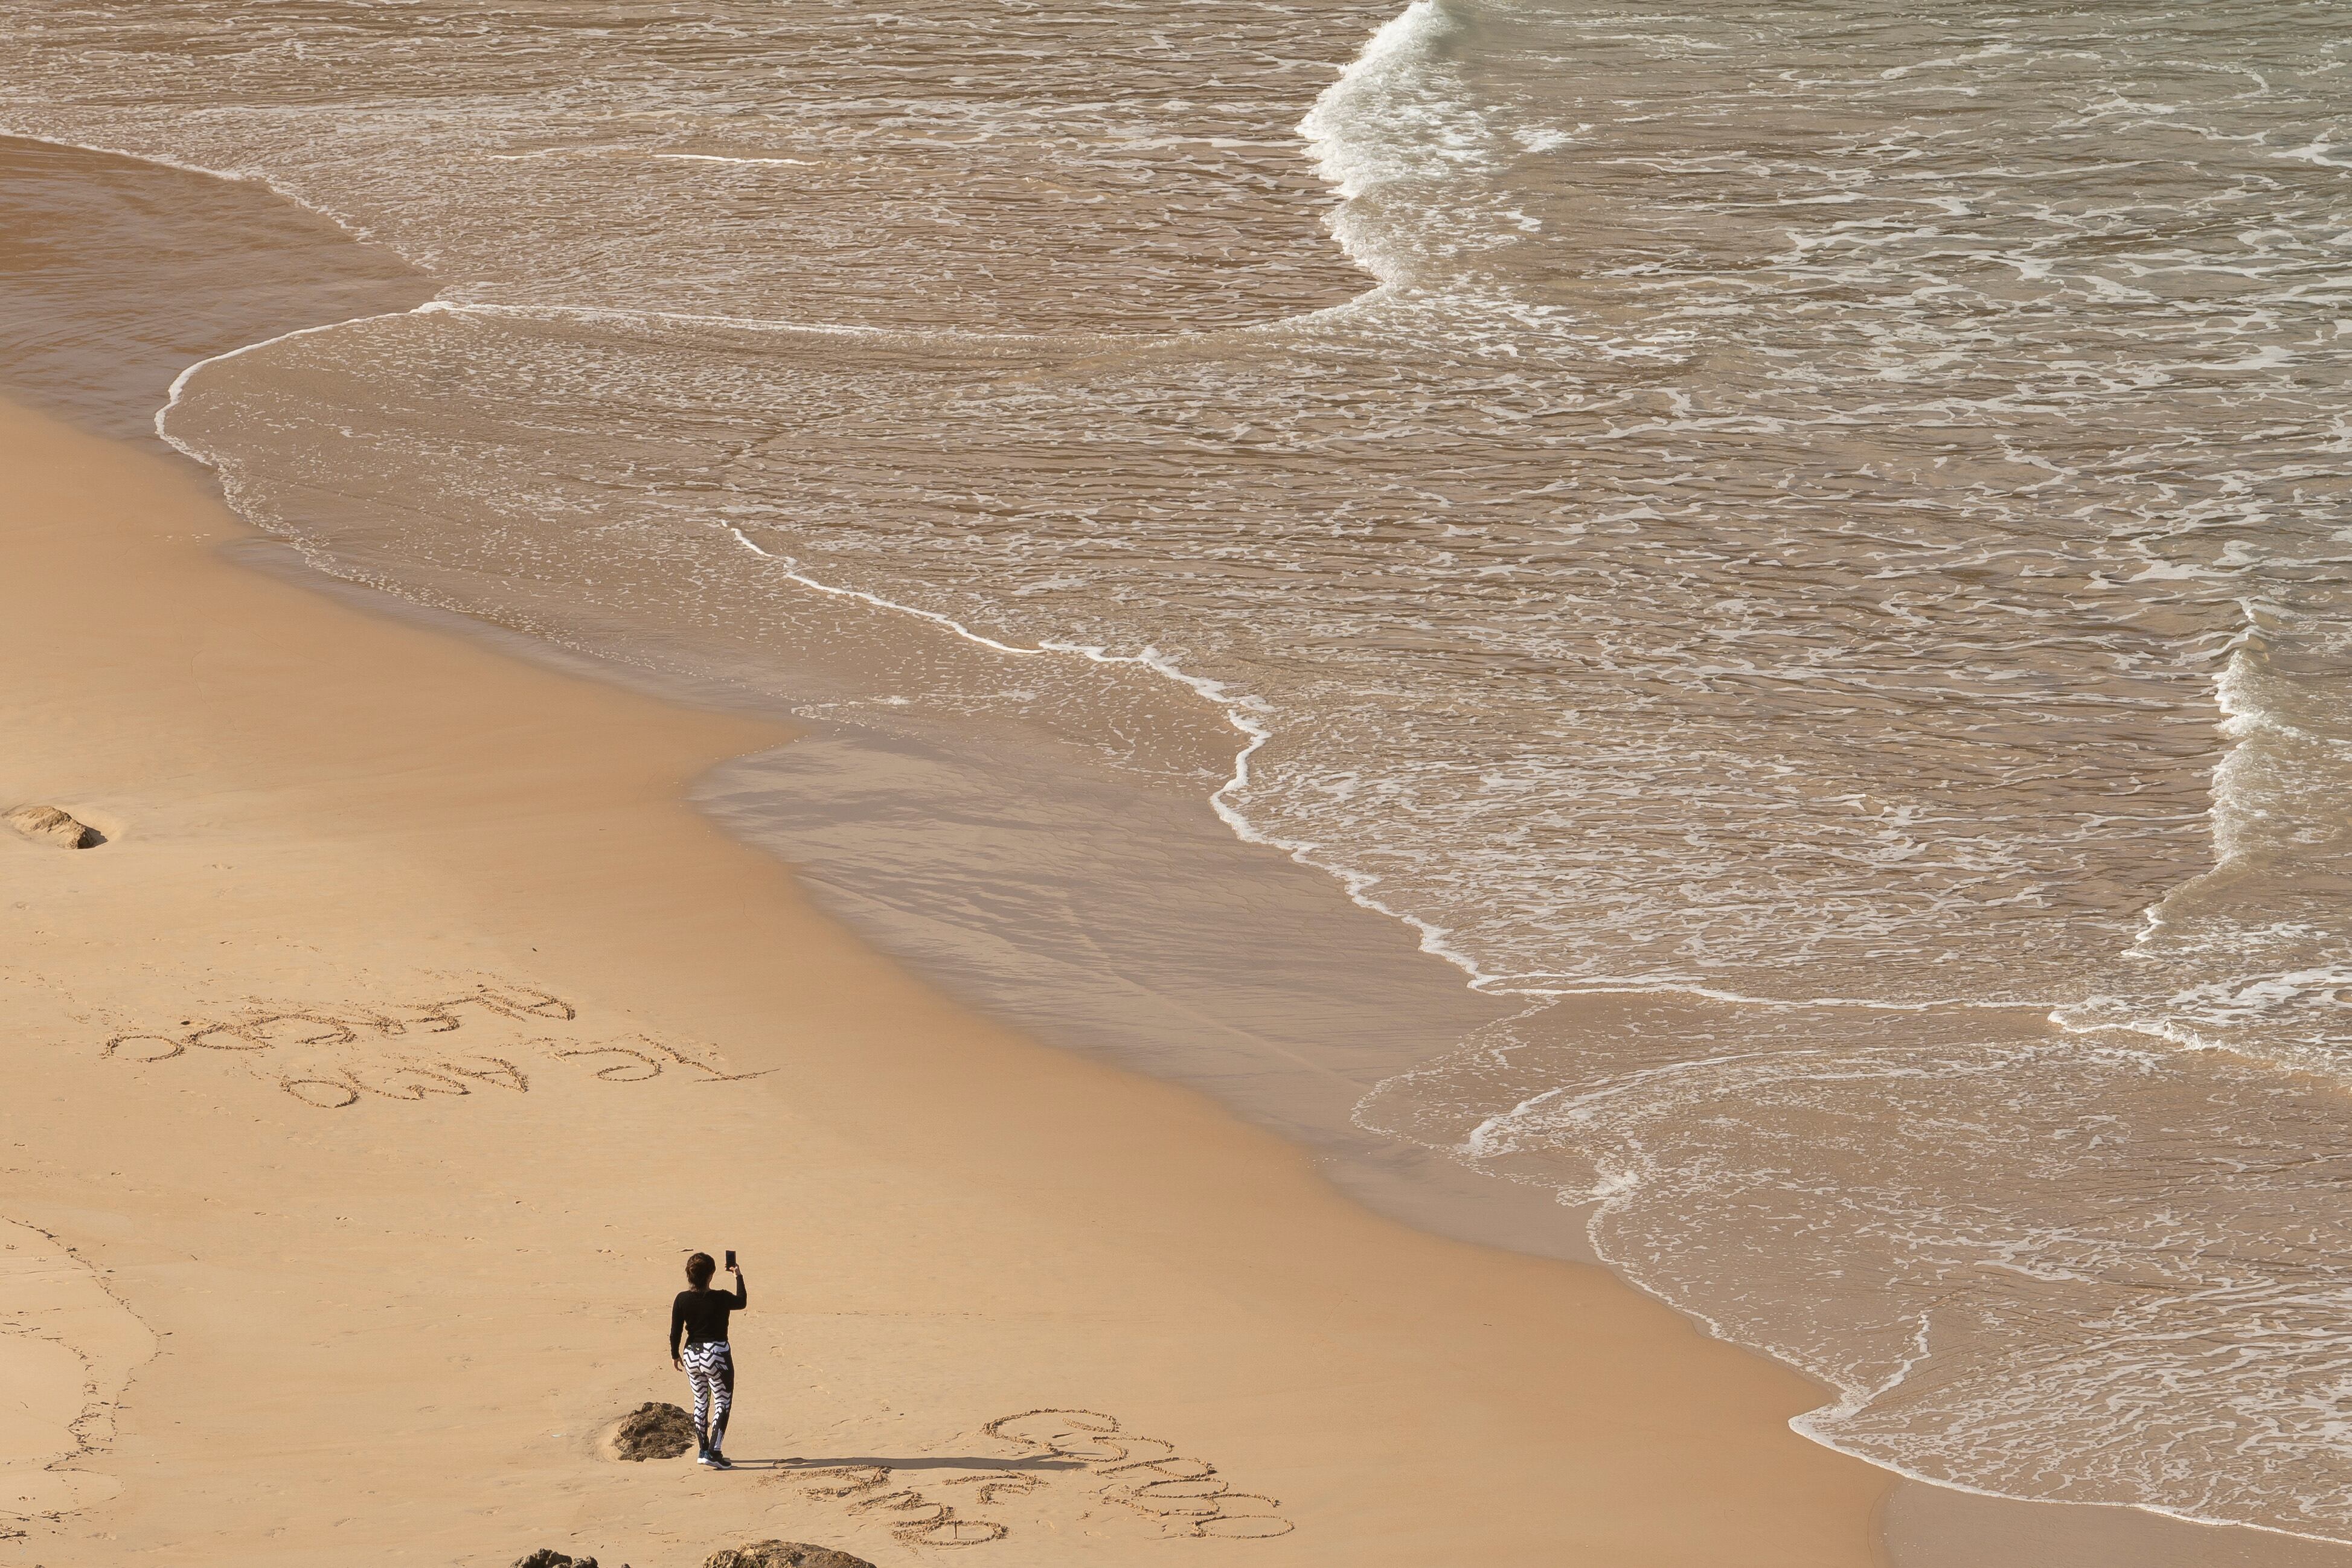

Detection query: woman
xmin=668 ymin=1251 xmax=746 ymax=1467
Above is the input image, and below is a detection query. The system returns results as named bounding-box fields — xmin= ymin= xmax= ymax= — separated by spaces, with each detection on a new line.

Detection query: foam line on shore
xmin=415 ymin=296 xmax=1060 ymax=345
xmin=153 ymin=306 xmax=446 ymax=452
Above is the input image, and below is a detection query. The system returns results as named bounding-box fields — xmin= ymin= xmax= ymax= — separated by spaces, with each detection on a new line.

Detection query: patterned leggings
xmin=681 ymin=1339 xmax=734 ymax=1449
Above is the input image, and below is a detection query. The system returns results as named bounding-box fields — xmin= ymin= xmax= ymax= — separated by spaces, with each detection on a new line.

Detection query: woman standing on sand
xmin=670 ymin=1252 xmax=747 ymax=1467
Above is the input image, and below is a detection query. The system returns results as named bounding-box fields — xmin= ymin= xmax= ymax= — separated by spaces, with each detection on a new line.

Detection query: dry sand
xmin=0 ymin=395 xmax=1891 ymax=1565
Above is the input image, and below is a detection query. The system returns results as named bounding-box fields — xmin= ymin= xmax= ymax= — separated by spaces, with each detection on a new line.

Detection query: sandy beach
xmin=0 ymin=395 xmax=1895 ymax=1563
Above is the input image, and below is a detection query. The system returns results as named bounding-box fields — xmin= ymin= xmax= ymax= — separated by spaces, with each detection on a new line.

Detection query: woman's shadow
xmin=710 ymin=1456 xmax=1082 ymax=1474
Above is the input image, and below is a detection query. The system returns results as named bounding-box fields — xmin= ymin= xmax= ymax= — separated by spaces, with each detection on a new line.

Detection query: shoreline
xmin=0 ymin=396 xmax=1895 ymax=1562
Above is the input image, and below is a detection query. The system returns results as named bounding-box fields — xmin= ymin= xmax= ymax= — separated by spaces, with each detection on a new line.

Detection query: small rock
xmin=4 ymin=804 xmax=101 ymax=849
xmin=705 ymin=1544 xmax=876 ymax=1568
xmin=513 ymin=1553 xmax=597 ymax=1568
xmin=608 ymin=1400 xmax=697 ymax=1461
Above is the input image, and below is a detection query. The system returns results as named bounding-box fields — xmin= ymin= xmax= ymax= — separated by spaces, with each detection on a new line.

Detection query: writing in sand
xmin=100 ymin=979 xmax=768 ymax=1112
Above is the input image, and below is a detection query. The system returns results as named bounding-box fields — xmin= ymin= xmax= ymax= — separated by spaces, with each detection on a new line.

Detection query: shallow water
xmin=0 ymin=136 xmax=426 ymax=438
xmin=5 ymin=0 xmax=2352 ymax=1549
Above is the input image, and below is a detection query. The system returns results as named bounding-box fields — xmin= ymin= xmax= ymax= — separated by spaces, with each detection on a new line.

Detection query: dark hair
xmin=685 ymin=1252 xmax=716 ymax=1288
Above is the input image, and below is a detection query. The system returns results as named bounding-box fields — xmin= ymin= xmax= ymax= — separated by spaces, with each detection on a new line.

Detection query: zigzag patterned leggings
xmin=681 ymin=1339 xmax=734 ymax=1449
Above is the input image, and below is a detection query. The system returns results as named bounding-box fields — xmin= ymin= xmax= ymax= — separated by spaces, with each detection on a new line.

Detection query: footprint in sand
xmin=0 ymin=1219 xmax=155 ymax=1533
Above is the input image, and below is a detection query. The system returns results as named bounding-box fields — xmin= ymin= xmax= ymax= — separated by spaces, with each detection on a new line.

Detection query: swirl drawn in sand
xmin=100 ymin=979 xmax=767 ymax=1112
xmin=769 ymin=1410 xmax=1290 ymax=1549
xmin=982 ymin=1410 xmax=1293 ymax=1540
xmin=793 ymin=1464 xmax=1010 ymax=1547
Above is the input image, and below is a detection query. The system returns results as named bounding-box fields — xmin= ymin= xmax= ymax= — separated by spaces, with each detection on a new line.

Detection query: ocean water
xmin=6 ymin=0 xmax=2352 ymax=1546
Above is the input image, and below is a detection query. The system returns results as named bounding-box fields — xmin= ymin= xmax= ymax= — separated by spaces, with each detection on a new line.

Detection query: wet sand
xmin=0 ymin=395 xmax=1897 ymax=1563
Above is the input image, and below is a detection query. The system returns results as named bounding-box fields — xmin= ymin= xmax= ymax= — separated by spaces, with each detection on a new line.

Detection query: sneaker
xmin=708 ymin=1450 xmax=734 ymax=1469
xmin=696 ymin=1451 xmax=716 ymax=1467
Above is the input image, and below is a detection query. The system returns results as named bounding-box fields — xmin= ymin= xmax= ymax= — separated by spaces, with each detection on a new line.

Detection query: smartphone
xmin=724 ymin=1250 xmax=736 ymax=1270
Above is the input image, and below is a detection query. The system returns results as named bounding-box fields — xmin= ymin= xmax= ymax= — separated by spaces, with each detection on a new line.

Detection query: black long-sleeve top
xmin=670 ymin=1279 xmax=747 ymax=1357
